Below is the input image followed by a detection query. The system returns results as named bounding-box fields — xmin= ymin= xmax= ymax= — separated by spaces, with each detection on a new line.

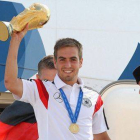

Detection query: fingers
xmin=10 ymin=23 xmax=29 ymax=43
xmin=11 ymin=31 xmax=17 ymax=38
xmin=21 ymin=23 xmax=29 ymax=37
xmin=24 ymin=23 xmax=29 ymax=31
xmin=11 ymin=23 xmax=29 ymax=43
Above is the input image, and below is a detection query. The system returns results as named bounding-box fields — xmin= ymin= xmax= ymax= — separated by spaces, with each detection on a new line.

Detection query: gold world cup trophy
xmin=0 ymin=3 xmax=50 ymax=41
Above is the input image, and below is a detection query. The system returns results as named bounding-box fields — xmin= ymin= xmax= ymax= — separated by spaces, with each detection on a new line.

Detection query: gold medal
xmin=69 ymin=123 xmax=79 ymax=134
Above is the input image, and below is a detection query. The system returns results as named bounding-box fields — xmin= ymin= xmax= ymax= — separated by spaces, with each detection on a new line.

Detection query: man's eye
xmin=60 ymin=59 xmax=64 ymax=61
xmin=72 ymin=59 xmax=77 ymax=61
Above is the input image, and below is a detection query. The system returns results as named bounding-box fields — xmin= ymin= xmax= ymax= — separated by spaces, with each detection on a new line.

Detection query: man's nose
xmin=65 ymin=60 xmax=71 ymax=68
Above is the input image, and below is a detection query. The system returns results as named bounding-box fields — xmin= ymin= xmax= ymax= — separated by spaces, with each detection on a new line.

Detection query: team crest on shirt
xmin=82 ymin=98 xmax=92 ymax=108
xmin=53 ymin=92 xmax=63 ymax=103
xmin=82 ymin=87 xmax=99 ymax=108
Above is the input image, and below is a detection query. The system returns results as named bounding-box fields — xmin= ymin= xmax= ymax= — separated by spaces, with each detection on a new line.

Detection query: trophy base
xmin=0 ymin=21 xmax=12 ymax=41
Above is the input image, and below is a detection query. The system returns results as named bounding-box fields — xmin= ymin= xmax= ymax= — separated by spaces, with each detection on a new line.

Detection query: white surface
xmin=102 ymin=83 xmax=140 ymax=140
xmin=3 ymin=0 xmax=140 ymax=88
xmin=40 ymin=0 xmax=140 ymax=81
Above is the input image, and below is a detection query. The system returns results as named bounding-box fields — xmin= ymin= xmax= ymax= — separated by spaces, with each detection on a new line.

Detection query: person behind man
xmin=0 ymin=55 xmax=56 ymax=140
xmin=36 ymin=55 xmax=56 ymax=81
xmin=4 ymin=25 xmax=110 ymax=140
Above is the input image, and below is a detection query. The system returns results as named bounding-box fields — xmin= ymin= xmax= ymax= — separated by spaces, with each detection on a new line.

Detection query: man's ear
xmin=79 ymin=58 xmax=83 ymax=68
xmin=36 ymin=74 xmax=40 ymax=79
xmin=53 ymin=58 xmax=57 ymax=69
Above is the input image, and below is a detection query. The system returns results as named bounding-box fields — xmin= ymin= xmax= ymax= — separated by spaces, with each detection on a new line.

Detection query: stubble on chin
xmin=64 ymin=76 xmax=73 ymax=82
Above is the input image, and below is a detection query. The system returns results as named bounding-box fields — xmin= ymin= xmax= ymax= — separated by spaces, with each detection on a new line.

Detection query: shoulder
xmin=83 ymin=85 xmax=99 ymax=96
xmin=20 ymin=78 xmax=35 ymax=86
xmin=82 ymin=86 xmax=100 ymax=107
xmin=83 ymin=85 xmax=98 ymax=92
xmin=21 ymin=78 xmax=34 ymax=82
xmin=20 ymin=78 xmax=51 ymax=90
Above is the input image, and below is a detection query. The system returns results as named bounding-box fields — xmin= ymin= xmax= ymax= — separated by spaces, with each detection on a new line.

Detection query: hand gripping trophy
xmin=0 ymin=3 xmax=50 ymax=41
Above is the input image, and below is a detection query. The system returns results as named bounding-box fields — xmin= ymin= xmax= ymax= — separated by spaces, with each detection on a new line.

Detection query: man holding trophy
xmin=4 ymin=3 xmax=110 ymax=140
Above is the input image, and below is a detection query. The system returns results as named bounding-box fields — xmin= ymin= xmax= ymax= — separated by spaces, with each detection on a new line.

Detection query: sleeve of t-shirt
xmin=13 ymin=79 xmax=37 ymax=106
xmin=92 ymin=95 xmax=108 ymax=134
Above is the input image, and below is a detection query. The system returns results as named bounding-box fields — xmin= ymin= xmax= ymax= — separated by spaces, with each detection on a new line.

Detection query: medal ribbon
xmin=59 ymin=88 xmax=83 ymax=123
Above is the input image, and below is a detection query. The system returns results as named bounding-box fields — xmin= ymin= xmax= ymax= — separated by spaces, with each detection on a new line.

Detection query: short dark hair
xmin=38 ymin=55 xmax=55 ymax=75
xmin=54 ymin=38 xmax=83 ymax=60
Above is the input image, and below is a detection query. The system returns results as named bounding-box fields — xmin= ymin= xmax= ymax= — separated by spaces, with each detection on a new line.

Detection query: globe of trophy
xmin=0 ymin=3 xmax=50 ymax=41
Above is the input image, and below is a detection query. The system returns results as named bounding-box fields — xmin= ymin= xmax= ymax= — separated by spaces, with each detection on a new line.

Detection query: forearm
xmin=5 ymin=37 xmax=21 ymax=90
xmin=5 ymin=24 xmax=28 ymax=95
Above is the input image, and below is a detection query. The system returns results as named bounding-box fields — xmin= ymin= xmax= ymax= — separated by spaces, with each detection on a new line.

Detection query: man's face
xmin=36 ymin=68 xmax=57 ymax=81
xmin=54 ymin=46 xmax=83 ymax=85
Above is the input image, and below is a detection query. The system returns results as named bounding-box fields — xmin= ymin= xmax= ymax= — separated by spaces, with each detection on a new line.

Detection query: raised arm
xmin=4 ymin=25 xmax=28 ymax=98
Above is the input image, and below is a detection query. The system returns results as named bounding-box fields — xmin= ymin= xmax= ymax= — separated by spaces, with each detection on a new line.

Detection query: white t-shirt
xmin=13 ymin=74 xmax=107 ymax=140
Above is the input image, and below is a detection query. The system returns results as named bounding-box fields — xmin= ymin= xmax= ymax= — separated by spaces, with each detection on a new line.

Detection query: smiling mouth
xmin=63 ymin=70 xmax=73 ymax=74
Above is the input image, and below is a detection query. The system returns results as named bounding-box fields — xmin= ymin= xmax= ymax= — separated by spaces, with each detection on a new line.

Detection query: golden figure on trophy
xmin=0 ymin=3 xmax=50 ymax=41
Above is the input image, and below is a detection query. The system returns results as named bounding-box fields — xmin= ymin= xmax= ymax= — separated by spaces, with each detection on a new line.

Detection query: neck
xmin=59 ymin=76 xmax=79 ymax=86
xmin=64 ymin=80 xmax=78 ymax=86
